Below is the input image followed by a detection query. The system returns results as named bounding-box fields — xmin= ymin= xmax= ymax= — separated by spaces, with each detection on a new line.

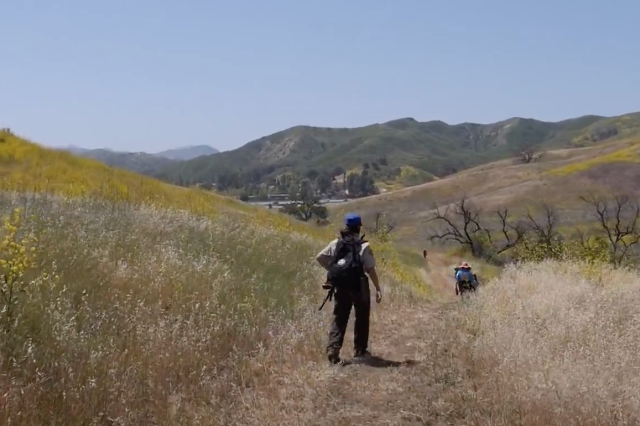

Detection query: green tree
xmin=331 ymin=166 xmax=345 ymax=177
xmin=288 ymin=183 xmax=297 ymax=201
xmin=315 ymin=173 xmax=333 ymax=195
xmin=280 ymin=199 xmax=327 ymax=222
xmin=299 ymin=178 xmax=314 ymax=201
xmin=305 ymin=169 xmax=319 ymax=181
xmin=346 ymin=172 xmax=377 ymax=198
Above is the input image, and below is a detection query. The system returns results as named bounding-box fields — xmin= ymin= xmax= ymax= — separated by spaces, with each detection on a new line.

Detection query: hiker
xmin=316 ymin=213 xmax=382 ymax=364
xmin=454 ymin=261 xmax=478 ymax=295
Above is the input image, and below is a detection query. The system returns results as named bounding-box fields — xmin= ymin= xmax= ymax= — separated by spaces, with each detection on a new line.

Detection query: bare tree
xmin=523 ymin=203 xmax=563 ymax=259
xmin=517 ymin=147 xmax=539 ymax=164
xmin=487 ymin=208 xmax=527 ymax=254
xmin=428 ymin=197 xmax=483 ymax=256
xmin=513 ymin=140 xmax=543 ymax=164
xmin=579 ymin=194 xmax=640 ymax=266
xmin=371 ymin=210 xmax=396 ymax=236
xmin=427 ymin=197 xmax=524 ymax=258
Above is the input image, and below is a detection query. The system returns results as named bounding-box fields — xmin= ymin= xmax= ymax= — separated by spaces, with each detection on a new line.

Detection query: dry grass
xmin=2 ymin=131 xmax=640 ymax=425
xmin=0 ymin=192 xmax=424 ymax=425
xmin=446 ymin=260 xmax=640 ymax=425
xmin=1 ymin=194 xmax=638 ymax=425
xmin=330 ymin=137 xmax=640 ymax=248
xmin=222 ymin=259 xmax=640 ymax=426
xmin=0 ymin=192 xmax=320 ymax=424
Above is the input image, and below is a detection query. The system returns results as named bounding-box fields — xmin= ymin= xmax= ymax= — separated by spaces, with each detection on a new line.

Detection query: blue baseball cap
xmin=344 ymin=213 xmax=362 ymax=227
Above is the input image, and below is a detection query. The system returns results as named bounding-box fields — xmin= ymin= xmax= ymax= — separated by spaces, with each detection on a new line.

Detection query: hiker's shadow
xmin=342 ymin=355 xmax=419 ymax=368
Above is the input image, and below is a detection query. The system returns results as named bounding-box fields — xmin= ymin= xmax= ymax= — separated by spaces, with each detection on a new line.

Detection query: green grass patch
xmin=377 ymin=166 xmax=436 ymax=191
xmin=546 ymin=145 xmax=640 ymax=176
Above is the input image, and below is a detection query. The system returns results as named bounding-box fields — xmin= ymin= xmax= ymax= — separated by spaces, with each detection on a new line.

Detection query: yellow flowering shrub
xmin=0 ymin=207 xmax=37 ymax=333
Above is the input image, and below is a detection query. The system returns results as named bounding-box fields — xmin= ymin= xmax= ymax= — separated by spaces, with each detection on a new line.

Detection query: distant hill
xmin=152 ymin=112 xmax=640 ymax=190
xmin=68 ymin=148 xmax=179 ymax=175
xmin=154 ymin=145 xmax=219 ymax=160
xmin=59 ymin=144 xmax=91 ymax=155
xmin=329 ymin=134 xmax=640 ymax=249
xmin=53 ymin=144 xmax=219 ymax=174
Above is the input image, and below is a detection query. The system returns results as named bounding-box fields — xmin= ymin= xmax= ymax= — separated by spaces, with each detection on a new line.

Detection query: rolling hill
xmin=154 ymin=144 xmax=219 ymax=160
xmin=53 ymin=144 xmax=219 ymax=174
xmin=152 ymin=111 xmax=640 ymax=190
xmin=328 ymin=133 xmax=640 ymax=249
xmin=2 ymin=128 xmax=638 ymax=425
xmin=64 ymin=148 xmax=180 ymax=174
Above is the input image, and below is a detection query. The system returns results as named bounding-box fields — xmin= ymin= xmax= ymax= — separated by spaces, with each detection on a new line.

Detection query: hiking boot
xmin=353 ymin=349 xmax=371 ymax=359
xmin=327 ymin=348 xmax=341 ymax=365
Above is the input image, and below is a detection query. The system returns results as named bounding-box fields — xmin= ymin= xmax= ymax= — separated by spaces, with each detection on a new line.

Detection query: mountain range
xmin=151 ymin=112 xmax=640 ymax=188
xmin=54 ymin=111 xmax=640 ymax=192
xmin=55 ymin=144 xmax=219 ymax=174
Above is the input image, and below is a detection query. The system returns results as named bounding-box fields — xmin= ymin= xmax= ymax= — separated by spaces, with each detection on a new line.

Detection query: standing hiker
xmin=316 ymin=213 xmax=383 ymax=364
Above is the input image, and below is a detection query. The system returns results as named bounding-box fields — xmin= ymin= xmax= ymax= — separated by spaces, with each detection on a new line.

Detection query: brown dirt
xmin=233 ymin=257 xmax=469 ymax=426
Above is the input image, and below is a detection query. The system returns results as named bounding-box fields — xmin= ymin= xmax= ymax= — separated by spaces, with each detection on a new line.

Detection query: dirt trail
xmin=419 ymin=251 xmax=458 ymax=303
xmin=238 ymin=255 xmax=465 ymax=426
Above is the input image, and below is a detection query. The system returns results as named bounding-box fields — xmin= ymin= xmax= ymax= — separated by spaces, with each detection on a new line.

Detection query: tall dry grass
xmin=0 ymin=192 xmax=333 ymax=425
xmin=0 ymin=191 xmax=422 ymax=426
xmin=443 ymin=260 xmax=640 ymax=425
xmin=3 ymin=185 xmax=637 ymax=424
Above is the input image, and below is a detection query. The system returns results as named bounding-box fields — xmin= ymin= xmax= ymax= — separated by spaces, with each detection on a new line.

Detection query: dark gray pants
xmin=326 ymin=277 xmax=371 ymax=356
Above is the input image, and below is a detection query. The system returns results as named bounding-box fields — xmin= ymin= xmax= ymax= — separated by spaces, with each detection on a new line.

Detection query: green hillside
xmin=151 ymin=112 xmax=640 ymax=192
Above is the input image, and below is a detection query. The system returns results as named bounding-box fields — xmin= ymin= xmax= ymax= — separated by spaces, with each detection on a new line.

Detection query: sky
xmin=1 ymin=0 xmax=639 ymax=153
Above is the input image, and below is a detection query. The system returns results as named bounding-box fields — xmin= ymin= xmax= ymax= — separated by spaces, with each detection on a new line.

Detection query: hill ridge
xmin=152 ymin=110 xmax=640 ymax=193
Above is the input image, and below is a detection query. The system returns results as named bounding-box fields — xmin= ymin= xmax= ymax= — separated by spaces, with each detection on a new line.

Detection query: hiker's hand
xmin=376 ymin=289 xmax=382 ymax=303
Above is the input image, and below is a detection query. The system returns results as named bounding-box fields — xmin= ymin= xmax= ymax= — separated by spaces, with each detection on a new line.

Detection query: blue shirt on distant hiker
xmin=454 ymin=261 xmax=478 ymax=294
xmin=455 ymin=262 xmax=474 ymax=282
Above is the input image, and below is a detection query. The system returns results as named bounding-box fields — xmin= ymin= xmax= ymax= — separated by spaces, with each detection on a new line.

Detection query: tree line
xmin=427 ymin=193 xmax=640 ymax=267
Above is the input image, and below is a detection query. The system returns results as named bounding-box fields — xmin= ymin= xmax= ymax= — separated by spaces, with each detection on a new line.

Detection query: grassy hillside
xmin=2 ymin=128 xmax=639 ymax=425
xmin=152 ymin=111 xmax=640 ymax=190
xmin=329 ymin=135 xmax=640 ymax=250
xmin=1 ymin=131 xmax=242 ymax=214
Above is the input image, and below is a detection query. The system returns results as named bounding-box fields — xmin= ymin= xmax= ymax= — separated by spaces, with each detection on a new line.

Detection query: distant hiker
xmin=316 ymin=213 xmax=382 ymax=364
xmin=454 ymin=261 xmax=478 ymax=295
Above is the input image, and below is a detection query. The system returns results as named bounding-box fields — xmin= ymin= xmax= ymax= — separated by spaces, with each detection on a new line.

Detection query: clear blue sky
xmin=2 ymin=0 xmax=639 ymax=153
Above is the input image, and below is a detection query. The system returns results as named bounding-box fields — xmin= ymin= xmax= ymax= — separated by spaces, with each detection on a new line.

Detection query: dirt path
xmin=419 ymin=251 xmax=458 ymax=303
xmin=237 ymin=257 xmax=466 ymax=426
xmin=297 ymin=302 xmax=459 ymax=426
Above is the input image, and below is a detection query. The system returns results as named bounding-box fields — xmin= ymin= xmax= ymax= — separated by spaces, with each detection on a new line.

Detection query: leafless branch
xmin=371 ymin=210 xmax=396 ymax=235
xmin=579 ymin=194 xmax=640 ymax=266
xmin=492 ymin=208 xmax=526 ymax=254
xmin=428 ymin=197 xmax=524 ymax=258
xmin=428 ymin=197 xmax=483 ymax=256
xmin=523 ymin=203 xmax=562 ymax=257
